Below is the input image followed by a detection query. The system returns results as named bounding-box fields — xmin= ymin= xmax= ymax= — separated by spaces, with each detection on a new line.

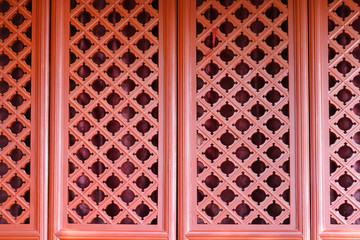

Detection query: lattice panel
xmin=0 ymin=0 xmax=32 ymax=225
xmin=68 ymin=0 xmax=159 ymax=225
xmin=328 ymin=0 xmax=360 ymax=225
xmin=196 ymin=0 xmax=291 ymax=225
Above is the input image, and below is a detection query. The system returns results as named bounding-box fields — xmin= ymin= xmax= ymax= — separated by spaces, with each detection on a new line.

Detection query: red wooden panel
xmin=68 ymin=0 xmax=160 ymax=226
xmin=327 ymin=0 xmax=360 ymax=226
xmin=50 ymin=0 xmax=176 ymax=239
xmin=0 ymin=0 xmax=49 ymax=239
xmin=195 ymin=0 xmax=292 ymax=225
xmin=311 ymin=0 xmax=360 ymax=239
xmin=179 ymin=0 xmax=309 ymax=239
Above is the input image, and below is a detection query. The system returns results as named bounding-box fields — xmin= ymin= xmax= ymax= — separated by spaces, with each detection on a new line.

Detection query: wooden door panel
xmin=311 ymin=0 xmax=360 ymax=239
xmin=49 ymin=0 xmax=176 ymax=239
xmin=0 ymin=1 xmax=343 ymax=239
xmin=0 ymin=0 xmax=49 ymax=239
xmin=179 ymin=0 xmax=309 ymax=239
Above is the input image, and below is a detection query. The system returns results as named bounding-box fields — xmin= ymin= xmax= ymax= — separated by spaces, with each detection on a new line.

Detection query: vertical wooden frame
xmin=49 ymin=0 xmax=176 ymax=239
xmin=0 ymin=0 xmax=49 ymax=239
xmin=178 ymin=0 xmax=196 ymax=238
xmin=161 ymin=0 xmax=177 ymax=239
xmin=310 ymin=0 xmax=328 ymax=239
xmin=33 ymin=1 xmax=50 ymax=238
xmin=293 ymin=0 xmax=310 ymax=239
xmin=178 ymin=0 xmax=309 ymax=239
xmin=49 ymin=0 xmax=68 ymax=238
xmin=311 ymin=0 xmax=360 ymax=239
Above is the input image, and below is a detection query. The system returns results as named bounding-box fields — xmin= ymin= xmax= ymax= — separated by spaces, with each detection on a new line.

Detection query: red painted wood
xmin=49 ymin=0 xmax=176 ymax=239
xmin=311 ymin=0 xmax=360 ymax=239
xmin=67 ymin=0 xmax=161 ymax=226
xmin=0 ymin=0 xmax=49 ymax=239
xmin=327 ymin=0 xmax=360 ymax=226
xmin=0 ymin=1 xmax=344 ymax=239
xmin=179 ymin=0 xmax=309 ymax=239
xmin=195 ymin=0 xmax=292 ymax=226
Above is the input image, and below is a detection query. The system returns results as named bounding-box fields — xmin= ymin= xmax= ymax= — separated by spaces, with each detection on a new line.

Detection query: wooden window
xmin=49 ymin=0 xmax=176 ymax=239
xmin=3 ymin=0 xmax=360 ymax=239
xmin=0 ymin=0 xmax=48 ymax=239
xmin=311 ymin=0 xmax=360 ymax=239
xmin=179 ymin=0 xmax=309 ymax=239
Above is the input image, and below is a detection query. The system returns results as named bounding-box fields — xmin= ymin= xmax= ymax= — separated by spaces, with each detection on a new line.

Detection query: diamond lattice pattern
xmin=328 ymin=0 xmax=360 ymax=225
xmin=68 ymin=0 xmax=160 ymax=225
xmin=196 ymin=0 xmax=291 ymax=225
xmin=0 ymin=0 xmax=32 ymax=225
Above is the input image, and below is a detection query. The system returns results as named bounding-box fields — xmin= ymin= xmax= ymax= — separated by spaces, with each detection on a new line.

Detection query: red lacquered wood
xmin=49 ymin=0 xmax=69 ymax=238
xmin=0 ymin=0 xmax=49 ymax=239
xmin=50 ymin=0 xmax=176 ymax=239
xmin=179 ymin=0 xmax=309 ymax=239
xmin=178 ymin=0 xmax=195 ymax=237
xmin=310 ymin=0 xmax=328 ymax=239
xmin=161 ymin=0 xmax=177 ymax=239
xmin=293 ymin=0 xmax=310 ymax=239
xmin=311 ymin=0 xmax=360 ymax=239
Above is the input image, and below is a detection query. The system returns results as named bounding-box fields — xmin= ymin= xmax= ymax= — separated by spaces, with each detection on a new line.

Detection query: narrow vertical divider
xmin=161 ymin=0 xmax=177 ymax=239
xmin=293 ymin=0 xmax=310 ymax=239
xmin=34 ymin=0 xmax=50 ymax=239
xmin=49 ymin=0 xmax=69 ymax=238
xmin=309 ymin=0 xmax=328 ymax=239
xmin=178 ymin=0 xmax=196 ymax=239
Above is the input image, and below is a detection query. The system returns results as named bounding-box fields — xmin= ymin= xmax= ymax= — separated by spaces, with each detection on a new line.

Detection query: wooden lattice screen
xmin=195 ymin=0 xmax=292 ymax=225
xmin=0 ymin=0 xmax=48 ymax=239
xmin=5 ymin=0 xmax=360 ymax=239
xmin=179 ymin=0 xmax=309 ymax=239
xmin=50 ymin=0 xmax=176 ymax=239
xmin=311 ymin=0 xmax=360 ymax=239
xmin=327 ymin=0 xmax=360 ymax=226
